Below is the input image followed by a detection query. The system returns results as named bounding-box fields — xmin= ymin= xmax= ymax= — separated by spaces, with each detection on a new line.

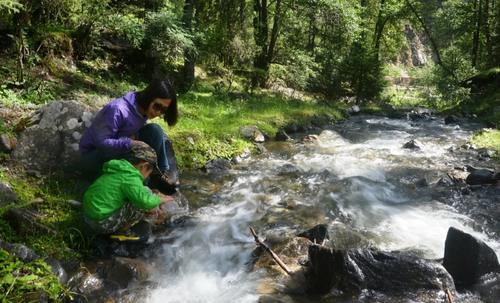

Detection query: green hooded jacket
xmin=83 ymin=159 xmax=160 ymax=221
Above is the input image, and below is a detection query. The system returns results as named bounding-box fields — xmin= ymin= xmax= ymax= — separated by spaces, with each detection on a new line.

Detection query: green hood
xmin=83 ymin=159 xmax=160 ymax=221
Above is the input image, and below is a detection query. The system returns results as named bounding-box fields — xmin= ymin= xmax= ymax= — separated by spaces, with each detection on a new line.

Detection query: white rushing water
xmin=148 ymin=115 xmax=499 ymax=302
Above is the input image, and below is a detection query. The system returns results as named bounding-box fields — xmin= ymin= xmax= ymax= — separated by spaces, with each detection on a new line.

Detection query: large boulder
xmin=306 ymin=246 xmax=455 ymax=296
xmin=443 ymin=227 xmax=500 ymax=287
xmin=465 ymin=168 xmax=498 ymax=185
xmin=13 ymin=100 xmax=95 ymax=172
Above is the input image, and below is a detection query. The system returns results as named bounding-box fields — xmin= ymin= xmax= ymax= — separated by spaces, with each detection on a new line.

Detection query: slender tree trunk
xmin=253 ymin=0 xmax=269 ymax=87
xmin=484 ymin=0 xmax=493 ymax=66
xmin=472 ymin=0 xmax=483 ymax=67
xmin=373 ymin=0 xmax=387 ymax=61
xmin=180 ymin=0 xmax=196 ymax=92
xmin=267 ymin=0 xmax=282 ymax=64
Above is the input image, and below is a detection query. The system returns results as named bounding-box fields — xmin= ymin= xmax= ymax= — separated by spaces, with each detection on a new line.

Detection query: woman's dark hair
xmin=136 ymin=78 xmax=178 ymax=126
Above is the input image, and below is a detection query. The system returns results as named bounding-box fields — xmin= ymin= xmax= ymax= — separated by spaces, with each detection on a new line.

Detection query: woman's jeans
xmin=78 ymin=123 xmax=178 ymax=181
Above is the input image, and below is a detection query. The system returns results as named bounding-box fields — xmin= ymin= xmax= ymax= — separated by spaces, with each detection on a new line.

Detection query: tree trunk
xmin=180 ymin=0 xmax=196 ymax=92
xmin=267 ymin=0 xmax=282 ymax=64
xmin=253 ymin=0 xmax=269 ymax=87
xmin=373 ymin=0 xmax=388 ymax=61
xmin=472 ymin=0 xmax=483 ymax=67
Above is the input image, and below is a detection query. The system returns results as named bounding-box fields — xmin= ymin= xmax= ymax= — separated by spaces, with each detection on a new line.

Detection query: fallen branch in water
xmin=446 ymin=288 xmax=454 ymax=303
xmin=249 ymin=226 xmax=292 ymax=276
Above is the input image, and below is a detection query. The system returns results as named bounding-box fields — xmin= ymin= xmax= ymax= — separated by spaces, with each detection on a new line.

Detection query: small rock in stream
xmin=465 ymin=168 xmax=497 ymax=185
xmin=402 ymin=139 xmax=421 ymax=150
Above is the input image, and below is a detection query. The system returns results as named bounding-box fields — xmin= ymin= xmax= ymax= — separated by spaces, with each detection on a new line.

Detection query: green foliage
xmin=0 ymin=0 xmax=22 ymax=13
xmin=0 ymin=250 xmax=70 ymax=302
xmin=106 ymin=13 xmax=145 ymax=48
xmin=144 ymin=9 xmax=195 ymax=69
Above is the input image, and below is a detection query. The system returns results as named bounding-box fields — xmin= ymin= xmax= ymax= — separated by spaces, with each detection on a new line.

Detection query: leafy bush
xmin=0 ymin=250 xmax=70 ymax=302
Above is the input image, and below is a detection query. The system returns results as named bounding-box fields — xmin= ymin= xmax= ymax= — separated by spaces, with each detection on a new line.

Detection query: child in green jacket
xmin=83 ymin=142 xmax=173 ymax=234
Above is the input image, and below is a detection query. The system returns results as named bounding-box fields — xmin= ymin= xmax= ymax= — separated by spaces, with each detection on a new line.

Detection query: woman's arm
xmin=93 ymin=106 xmax=133 ymax=153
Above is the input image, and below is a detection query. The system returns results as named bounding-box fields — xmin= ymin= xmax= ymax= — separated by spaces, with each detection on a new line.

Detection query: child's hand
xmin=158 ymin=193 xmax=175 ymax=204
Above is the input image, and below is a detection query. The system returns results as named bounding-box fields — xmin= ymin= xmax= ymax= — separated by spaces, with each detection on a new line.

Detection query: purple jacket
xmin=79 ymin=92 xmax=147 ymax=154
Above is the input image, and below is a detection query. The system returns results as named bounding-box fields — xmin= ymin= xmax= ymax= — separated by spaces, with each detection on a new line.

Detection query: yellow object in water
xmin=109 ymin=234 xmax=140 ymax=241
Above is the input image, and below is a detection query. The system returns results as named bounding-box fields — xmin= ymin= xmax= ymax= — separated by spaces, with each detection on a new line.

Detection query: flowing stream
xmin=146 ymin=115 xmax=499 ymax=303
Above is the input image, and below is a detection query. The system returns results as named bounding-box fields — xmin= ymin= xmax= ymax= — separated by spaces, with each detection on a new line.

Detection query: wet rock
xmin=13 ymin=100 xmax=95 ymax=172
xmin=44 ymin=257 xmax=68 ymax=284
xmin=444 ymin=115 xmax=459 ymax=125
xmin=0 ymin=181 xmax=17 ymax=205
xmin=415 ymin=178 xmax=428 ymax=188
xmin=204 ymin=158 xmax=231 ymax=174
xmin=477 ymin=148 xmax=496 ymax=159
xmin=107 ymin=257 xmax=153 ymax=288
xmin=407 ymin=108 xmax=433 ymax=121
xmin=443 ymin=227 xmax=500 ymax=287
xmin=306 ymin=246 xmax=455 ymax=295
xmin=297 ymin=224 xmax=329 ymax=244
xmin=473 ymin=272 xmax=500 ymax=303
xmin=461 ymin=143 xmax=477 ymax=150
xmin=275 ymin=130 xmax=291 ymax=141
xmin=465 ymin=168 xmax=497 ymax=185
xmin=402 ymin=139 xmax=421 ymax=150
xmin=0 ymin=133 xmax=16 ymax=153
xmin=68 ymin=270 xmax=105 ymax=297
xmin=240 ymin=125 xmax=265 ymax=142
xmin=255 ymin=143 xmax=267 ymax=154
xmin=0 ymin=239 xmax=39 ymax=261
xmin=346 ymin=105 xmax=361 ymax=115
xmin=5 ymin=207 xmax=57 ymax=236
xmin=276 ymin=164 xmax=301 ymax=177
xmin=252 ymin=237 xmax=311 ymax=275
xmin=302 ymin=134 xmax=319 ymax=143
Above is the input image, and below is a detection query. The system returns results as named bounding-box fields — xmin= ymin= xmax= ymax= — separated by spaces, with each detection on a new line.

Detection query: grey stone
xmin=107 ymin=257 xmax=153 ymax=288
xmin=240 ymin=125 xmax=265 ymax=142
xmin=12 ymin=100 xmax=95 ymax=172
xmin=0 ymin=239 xmax=40 ymax=262
xmin=403 ymin=139 xmax=421 ymax=150
xmin=443 ymin=227 xmax=500 ymax=287
xmin=444 ymin=115 xmax=459 ymax=125
xmin=306 ymin=246 xmax=455 ymax=295
xmin=0 ymin=134 xmax=16 ymax=153
xmin=466 ymin=168 xmax=497 ymax=185
xmin=0 ymin=182 xmax=17 ymax=205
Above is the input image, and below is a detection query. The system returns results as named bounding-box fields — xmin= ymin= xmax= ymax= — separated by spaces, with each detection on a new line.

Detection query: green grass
xmin=471 ymin=128 xmax=500 ymax=155
xmin=155 ymin=82 xmax=345 ymax=168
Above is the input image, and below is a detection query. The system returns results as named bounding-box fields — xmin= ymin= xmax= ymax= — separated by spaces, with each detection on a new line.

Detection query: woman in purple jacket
xmin=79 ymin=79 xmax=178 ymax=187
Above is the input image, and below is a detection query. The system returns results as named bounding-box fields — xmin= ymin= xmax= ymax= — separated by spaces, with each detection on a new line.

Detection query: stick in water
xmin=249 ymin=226 xmax=292 ymax=276
xmin=445 ymin=288 xmax=454 ymax=303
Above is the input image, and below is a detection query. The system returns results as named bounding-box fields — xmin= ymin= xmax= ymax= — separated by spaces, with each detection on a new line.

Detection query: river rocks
xmin=465 ymin=168 xmax=498 ymax=185
xmin=473 ymin=272 xmax=500 ymax=303
xmin=302 ymin=134 xmax=319 ymax=143
xmin=346 ymin=105 xmax=361 ymax=115
xmin=44 ymin=257 xmax=68 ymax=284
xmin=0 ymin=239 xmax=39 ymax=261
xmin=477 ymin=148 xmax=496 ymax=159
xmin=240 ymin=125 xmax=265 ymax=142
xmin=204 ymin=158 xmax=232 ymax=173
xmin=12 ymin=100 xmax=95 ymax=172
xmin=306 ymin=245 xmax=455 ymax=296
xmin=402 ymin=139 xmax=421 ymax=150
xmin=443 ymin=227 xmax=500 ymax=287
xmin=275 ymin=130 xmax=291 ymax=141
xmin=0 ymin=133 xmax=16 ymax=153
xmin=107 ymin=257 xmax=153 ymax=288
xmin=0 ymin=181 xmax=17 ymax=205
xmin=407 ymin=108 xmax=433 ymax=121
xmin=297 ymin=224 xmax=329 ymax=244
xmin=68 ymin=270 xmax=106 ymax=298
xmin=444 ymin=115 xmax=459 ymax=125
